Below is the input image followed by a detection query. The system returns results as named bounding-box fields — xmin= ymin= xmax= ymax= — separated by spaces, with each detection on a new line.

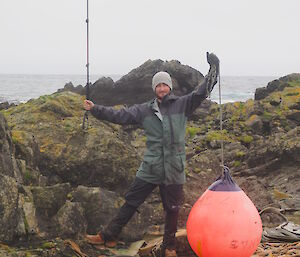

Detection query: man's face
xmin=155 ymin=83 xmax=171 ymax=100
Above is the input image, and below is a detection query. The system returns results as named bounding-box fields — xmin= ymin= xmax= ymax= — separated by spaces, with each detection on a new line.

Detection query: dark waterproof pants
xmin=101 ymin=177 xmax=183 ymax=250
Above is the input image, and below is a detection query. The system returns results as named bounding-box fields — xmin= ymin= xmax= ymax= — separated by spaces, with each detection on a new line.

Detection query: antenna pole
xmin=86 ymin=0 xmax=90 ymax=94
xmin=82 ymin=0 xmax=90 ymax=129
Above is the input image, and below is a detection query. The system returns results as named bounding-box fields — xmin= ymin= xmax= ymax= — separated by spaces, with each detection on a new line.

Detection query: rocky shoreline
xmin=0 ymin=60 xmax=299 ymax=256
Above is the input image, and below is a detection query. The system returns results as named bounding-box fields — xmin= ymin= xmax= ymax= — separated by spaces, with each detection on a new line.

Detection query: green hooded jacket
xmin=90 ymin=79 xmax=210 ymax=185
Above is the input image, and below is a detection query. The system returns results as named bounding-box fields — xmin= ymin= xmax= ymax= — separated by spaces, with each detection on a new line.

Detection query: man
xmin=84 ymin=53 xmax=219 ymax=257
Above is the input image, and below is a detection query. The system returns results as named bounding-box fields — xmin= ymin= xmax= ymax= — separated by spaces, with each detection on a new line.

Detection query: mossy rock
xmin=205 ymin=129 xmax=234 ymax=143
xmin=2 ymin=92 xmax=140 ymax=192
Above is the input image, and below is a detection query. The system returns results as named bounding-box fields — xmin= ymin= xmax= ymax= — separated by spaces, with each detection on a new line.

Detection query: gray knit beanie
xmin=152 ymin=71 xmax=173 ymax=92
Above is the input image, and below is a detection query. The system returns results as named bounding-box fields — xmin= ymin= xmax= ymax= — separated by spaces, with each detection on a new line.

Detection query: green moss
xmin=64 ymin=121 xmax=74 ymax=133
xmin=193 ymin=167 xmax=202 ymax=174
xmin=186 ymin=126 xmax=200 ymax=138
xmin=262 ymin=111 xmax=273 ymax=121
xmin=224 ymin=101 xmax=255 ymax=128
xmin=235 ymin=151 xmax=246 ymax=158
xmin=239 ymin=135 xmax=253 ymax=144
xmin=194 ymin=146 xmax=204 ymax=153
xmin=206 ymin=130 xmax=232 ymax=142
xmin=275 ymin=108 xmax=283 ymax=117
xmin=67 ymin=193 xmax=73 ymax=200
xmin=40 ymin=100 xmax=72 ymax=117
xmin=184 ymin=168 xmax=190 ymax=176
xmin=24 ymin=217 xmax=29 ymax=234
xmin=247 ymin=114 xmax=259 ymax=123
xmin=41 ymin=242 xmax=56 ymax=249
xmin=288 ymin=79 xmax=300 ymax=87
xmin=11 ymin=130 xmax=26 ymax=145
xmin=285 ymin=92 xmax=299 ymax=97
xmin=7 ymin=103 xmax=26 ymax=115
xmin=36 ymin=95 xmax=48 ymax=104
xmin=233 ymin=160 xmax=241 ymax=167
xmin=23 ymin=169 xmax=34 ymax=185
xmin=12 ymin=135 xmax=19 ymax=145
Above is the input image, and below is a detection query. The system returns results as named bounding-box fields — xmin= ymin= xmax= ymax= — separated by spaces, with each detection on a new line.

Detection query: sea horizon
xmin=0 ymin=73 xmax=277 ymax=105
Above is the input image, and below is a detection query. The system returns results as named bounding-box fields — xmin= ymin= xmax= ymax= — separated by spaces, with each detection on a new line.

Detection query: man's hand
xmin=205 ymin=52 xmax=220 ymax=95
xmin=84 ymin=100 xmax=94 ymax=111
xmin=207 ymin=52 xmax=220 ymax=69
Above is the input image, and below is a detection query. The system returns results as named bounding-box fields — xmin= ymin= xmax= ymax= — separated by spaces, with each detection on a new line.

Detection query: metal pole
xmin=82 ymin=0 xmax=90 ymax=129
xmin=86 ymin=0 xmax=90 ymax=96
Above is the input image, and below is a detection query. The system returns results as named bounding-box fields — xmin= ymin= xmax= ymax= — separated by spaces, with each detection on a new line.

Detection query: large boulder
xmin=59 ymin=59 xmax=205 ymax=106
xmin=2 ymin=92 xmax=140 ymax=193
xmin=255 ymin=73 xmax=300 ymax=100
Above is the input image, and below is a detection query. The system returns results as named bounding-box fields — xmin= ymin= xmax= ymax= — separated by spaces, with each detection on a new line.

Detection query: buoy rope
xmin=218 ymin=65 xmax=225 ymax=174
xmin=82 ymin=0 xmax=90 ymax=130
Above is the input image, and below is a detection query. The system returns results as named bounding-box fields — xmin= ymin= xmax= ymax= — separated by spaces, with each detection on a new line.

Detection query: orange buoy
xmin=186 ymin=167 xmax=262 ymax=257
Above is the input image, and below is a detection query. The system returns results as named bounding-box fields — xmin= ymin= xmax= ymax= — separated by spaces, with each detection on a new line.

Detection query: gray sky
xmin=0 ymin=0 xmax=299 ymax=76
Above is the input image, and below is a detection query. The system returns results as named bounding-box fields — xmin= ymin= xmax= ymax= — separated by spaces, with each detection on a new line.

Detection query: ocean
xmin=0 ymin=74 xmax=276 ymax=105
